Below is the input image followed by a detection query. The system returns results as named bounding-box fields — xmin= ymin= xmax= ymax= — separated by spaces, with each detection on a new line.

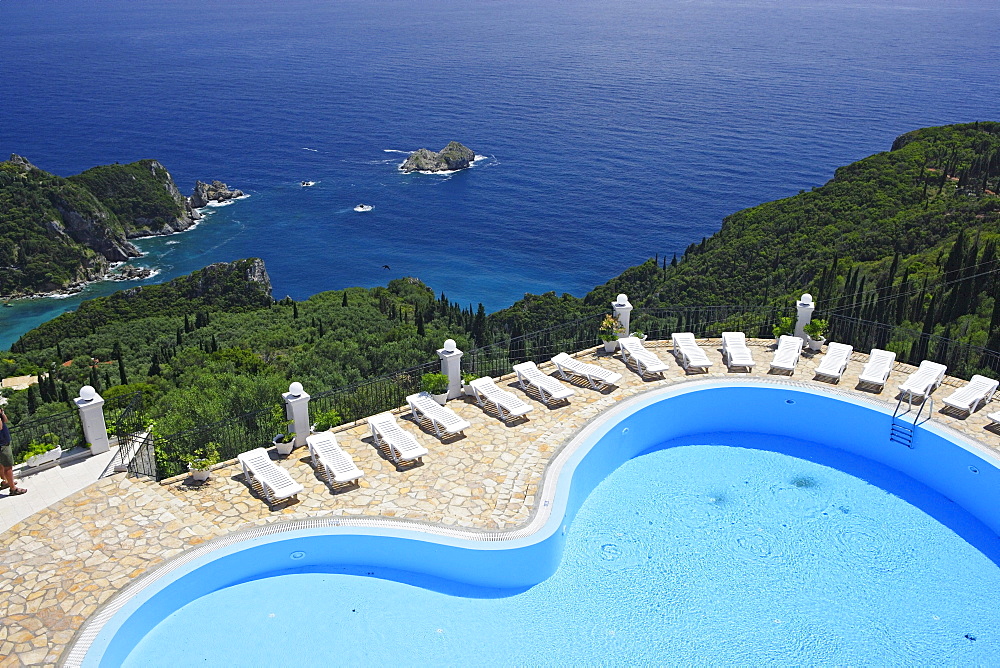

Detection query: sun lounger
xmin=988 ymin=411 xmax=1000 ymax=428
xmin=671 ymin=332 xmax=713 ymax=372
xmin=941 ymin=374 xmax=998 ymax=415
xmin=769 ymin=335 xmax=803 ymax=374
xmin=237 ymin=447 xmax=304 ymax=505
xmin=468 ymin=376 xmax=533 ymax=422
xmin=618 ymin=336 xmax=670 ymax=378
xmin=406 ymin=392 xmax=472 ymax=438
xmin=306 ymin=432 xmax=363 ymax=486
xmin=721 ymin=332 xmax=755 ymax=371
xmin=898 ymin=360 xmax=948 ymax=400
xmin=369 ymin=412 xmax=428 ymax=465
xmin=512 ymin=361 xmax=575 ymax=404
xmin=551 ymin=352 xmax=622 ymax=389
xmin=813 ymin=342 xmax=853 ymax=382
xmin=857 ymin=348 xmax=896 ymax=390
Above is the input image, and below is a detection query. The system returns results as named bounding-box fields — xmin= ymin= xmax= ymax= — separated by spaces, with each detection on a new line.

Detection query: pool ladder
xmin=890 ymin=393 xmax=932 ymax=448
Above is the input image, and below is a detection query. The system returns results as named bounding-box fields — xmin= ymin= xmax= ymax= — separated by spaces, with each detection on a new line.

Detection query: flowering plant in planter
xmin=598 ymin=314 xmax=625 ymax=342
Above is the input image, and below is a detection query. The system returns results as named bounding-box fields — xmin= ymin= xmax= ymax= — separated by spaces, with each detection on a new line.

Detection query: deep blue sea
xmin=2 ymin=0 xmax=998 ymax=350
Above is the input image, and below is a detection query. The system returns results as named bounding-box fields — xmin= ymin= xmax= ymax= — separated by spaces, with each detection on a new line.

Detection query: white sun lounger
xmin=237 ymin=447 xmax=304 ymax=505
xmin=898 ymin=360 xmax=948 ymax=400
xmin=721 ymin=332 xmax=755 ymax=371
xmin=942 ymin=374 xmax=998 ymax=415
xmin=468 ymin=376 xmax=533 ymax=422
xmin=619 ymin=336 xmax=670 ymax=377
xmin=306 ymin=432 xmax=363 ymax=486
xmin=512 ymin=361 xmax=575 ymax=404
xmin=857 ymin=348 xmax=896 ymax=390
xmin=551 ymin=352 xmax=622 ymax=389
xmin=671 ymin=332 xmax=713 ymax=372
xmin=406 ymin=392 xmax=472 ymax=439
xmin=369 ymin=412 xmax=428 ymax=465
xmin=814 ymin=342 xmax=854 ymax=382
xmin=769 ymin=335 xmax=803 ymax=374
xmin=988 ymin=411 xmax=1000 ymax=428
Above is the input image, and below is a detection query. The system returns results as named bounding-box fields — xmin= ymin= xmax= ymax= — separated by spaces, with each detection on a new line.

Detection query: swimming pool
xmin=75 ymin=381 xmax=1000 ymax=665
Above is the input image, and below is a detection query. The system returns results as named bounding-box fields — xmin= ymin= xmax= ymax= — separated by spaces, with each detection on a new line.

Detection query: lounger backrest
xmin=238 ymin=448 xmax=298 ymax=492
xmin=673 ymin=332 xmax=697 ymax=348
xmin=862 ymin=349 xmax=895 ymax=374
xmin=969 ymin=374 xmax=1000 ymax=392
xmin=826 ymin=342 xmax=853 ymax=360
xmin=722 ymin=332 xmax=746 ymax=347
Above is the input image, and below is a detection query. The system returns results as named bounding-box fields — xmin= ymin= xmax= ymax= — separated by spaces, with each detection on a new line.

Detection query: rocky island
xmin=400 ymin=141 xmax=476 ymax=173
xmin=0 ymin=154 xmax=244 ymax=298
xmin=190 ymin=180 xmax=246 ymax=209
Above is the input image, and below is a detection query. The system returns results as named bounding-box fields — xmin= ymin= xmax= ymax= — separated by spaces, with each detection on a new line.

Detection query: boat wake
xmin=302 ymin=147 xmax=319 ymax=152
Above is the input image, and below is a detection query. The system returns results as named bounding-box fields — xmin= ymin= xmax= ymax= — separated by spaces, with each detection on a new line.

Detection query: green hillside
xmin=0 ymin=156 xmax=195 ymax=297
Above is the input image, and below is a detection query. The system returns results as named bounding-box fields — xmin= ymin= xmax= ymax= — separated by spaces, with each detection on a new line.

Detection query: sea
xmin=1 ymin=0 xmax=998 ymax=350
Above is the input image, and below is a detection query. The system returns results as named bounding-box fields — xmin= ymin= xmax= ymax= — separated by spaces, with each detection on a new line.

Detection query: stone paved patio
xmin=2 ymin=339 xmax=998 ymax=666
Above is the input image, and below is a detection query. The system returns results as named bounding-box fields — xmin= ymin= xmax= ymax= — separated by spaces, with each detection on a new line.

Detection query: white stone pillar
xmin=795 ymin=293 xmax=815 ymax=343
xmin=613 ymin=294 xmax=633 ymax=337
xmin=437 ymin=339 xmax=464 ymax=401
xmin=75 ymin=385 xmax=110 ymax=455
xmin=282 ymin=382 xmax=311 ymax=447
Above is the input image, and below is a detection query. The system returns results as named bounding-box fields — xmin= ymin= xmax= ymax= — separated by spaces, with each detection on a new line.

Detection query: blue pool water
xmin=3 ymin=0 xmax=1000 ymax=348
xmin=122 ymin=435 xmax=1000 ymax=665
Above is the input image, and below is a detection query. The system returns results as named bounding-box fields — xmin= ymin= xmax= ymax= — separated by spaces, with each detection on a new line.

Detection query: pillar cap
xmin=797 ymin=293 xmax=814 ymax=307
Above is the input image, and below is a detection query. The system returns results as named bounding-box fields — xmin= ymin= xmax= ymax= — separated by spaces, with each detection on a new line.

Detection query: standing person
xmin=0 ymin=406 xmax=27 ymax=495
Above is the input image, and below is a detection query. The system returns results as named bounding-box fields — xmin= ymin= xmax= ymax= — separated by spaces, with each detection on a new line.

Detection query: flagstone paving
xmin=2 ymin=340 xmax=998 ymax=666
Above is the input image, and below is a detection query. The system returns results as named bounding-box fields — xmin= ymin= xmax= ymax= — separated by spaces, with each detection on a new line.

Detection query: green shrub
xmin=421 ymin=373 xmax=449 ymax=394
xmin=186 ymin=441 xmax=221 ymax=470
xmin=17 ymin=432 xmax=59 ymax=464
xmin=312 ymin=408 xmax=342 ymax=432
xmin=772 ymin=317 xmax=795 ymax=338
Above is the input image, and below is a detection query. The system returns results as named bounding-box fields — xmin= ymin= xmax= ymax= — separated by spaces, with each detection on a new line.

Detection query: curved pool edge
xmin=65 ymin=377 xmax=1000 ymax=667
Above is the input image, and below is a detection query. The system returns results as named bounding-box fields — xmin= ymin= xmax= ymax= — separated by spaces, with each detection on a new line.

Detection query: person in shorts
xmin=0 ymin=406 xmax=27 ymax=495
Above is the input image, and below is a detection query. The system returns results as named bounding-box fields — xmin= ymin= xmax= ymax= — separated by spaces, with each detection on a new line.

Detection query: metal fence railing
xmin=8 ymin=407 xmax=85 ymax=465
xmin=463 ymin=315 xmax=605 ymax=380
xmin=630 ymin=305 xmax=789 ymax=342
xmin=307 ymin=360 xmax=442 ymax=429
xmin=825 ymin=314 xmax=1000 ymax=381
xmin=145 ymin=401 xmax=287 ymax=481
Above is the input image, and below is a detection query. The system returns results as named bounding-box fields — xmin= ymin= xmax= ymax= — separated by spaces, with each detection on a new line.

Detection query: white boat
xmin=301 ymin=181 xmax=316 ymax=187
xmin=354 ymin=204 xmax=373 ymax=212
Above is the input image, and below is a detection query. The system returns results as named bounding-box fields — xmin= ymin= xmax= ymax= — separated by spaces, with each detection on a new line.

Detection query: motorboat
xmin=354 ymin=204 xmax=373 ymax=212
xmin=301 ymin=181 xmax=316 ymax=187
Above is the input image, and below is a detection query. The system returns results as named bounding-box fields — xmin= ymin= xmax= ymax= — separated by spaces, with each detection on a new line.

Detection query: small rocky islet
xmin=400 ymin=141 xmax=476 ymax=173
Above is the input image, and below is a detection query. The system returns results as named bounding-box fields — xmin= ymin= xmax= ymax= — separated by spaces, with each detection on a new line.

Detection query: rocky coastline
xmin=0 ymin=155 xmax=246 ymax=301
xmin=400 ymin=141 xmax=476 ymax=173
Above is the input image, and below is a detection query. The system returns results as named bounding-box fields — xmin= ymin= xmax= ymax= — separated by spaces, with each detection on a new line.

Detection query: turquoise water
xmin=123 ymin=436 xmax=1000 ymax=665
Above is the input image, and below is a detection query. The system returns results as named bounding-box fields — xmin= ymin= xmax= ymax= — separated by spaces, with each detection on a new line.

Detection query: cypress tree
xmin=89 ymin=365 xmax=100 ymax=391
xmin=176 ymin=328 xmax=183 ymax=345
xmin=148 ymin=353 xmax=161 ymax=377
xmin=342 ymin=291 xmax=348 ymax=307
xmin=416 ymin=311 xmax=425 ymax=336
xmin=27 ymin=385 xmax=38 ymax=414
xmin=60 ymin=383 xmax=70 ymax=404
xmin=472 ymin=303 xmax=487 ymax=344
xmin=184 ymin=314 xmax=191 ymax=333
xmin=56 ymin=341 xmax=63 ymax=361
xmin=293 ymin=302 xmax=299 ymax=319
xmin=39 ymin=374 xmax=51 ymax=402
xmin=670 ymin=254 xmax=677 ymax=268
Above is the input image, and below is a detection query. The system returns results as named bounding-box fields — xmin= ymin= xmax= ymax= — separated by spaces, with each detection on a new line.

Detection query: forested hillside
xmin=0 ymin=156 xmax=196 ymax=296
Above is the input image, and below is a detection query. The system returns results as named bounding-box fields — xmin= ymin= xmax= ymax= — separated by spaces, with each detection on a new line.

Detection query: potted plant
xmin=461 ymin=372 xmax=479 ymax=397
xmin=20 ymin=433 xmax=62 ymax=468
xmin=631 ymin=328 xmax=647 ymax=341
xmin=186 ymin=442 xmax=220 ymax=482
xmin=311 ymin=408 xmax=342 ymax=433
xmin=803 ymin=318 xmax=829 ymax=351
xmin=598 ymin=314 xmax=625 ymax=352
xmin=422 ymin=372 xmax=450 ymax=405
xmin=772 ymin=316 xmax=795 ymax=339
xmin=272 ymin=431 xmax=297 ymax=456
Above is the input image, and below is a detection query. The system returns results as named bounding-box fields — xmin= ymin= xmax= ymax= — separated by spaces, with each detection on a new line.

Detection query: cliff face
xmin=400 ymin=141 xmax=476 ymax=173
xmin=0 ymin=156 xmax=246 ymax=297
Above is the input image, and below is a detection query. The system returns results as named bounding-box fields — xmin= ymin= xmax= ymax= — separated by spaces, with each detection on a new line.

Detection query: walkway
xmin=2 ymin=340 xmax=998 ymax=666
